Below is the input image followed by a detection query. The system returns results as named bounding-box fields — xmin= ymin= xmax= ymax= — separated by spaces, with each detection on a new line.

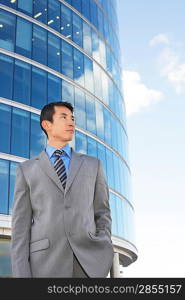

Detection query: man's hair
xmin=40 ymin=101 xmax=74 ymax=138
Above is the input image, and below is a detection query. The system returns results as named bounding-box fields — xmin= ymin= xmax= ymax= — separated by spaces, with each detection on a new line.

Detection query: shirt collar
xmin=45 ymin=143 xmax=71 ymax=159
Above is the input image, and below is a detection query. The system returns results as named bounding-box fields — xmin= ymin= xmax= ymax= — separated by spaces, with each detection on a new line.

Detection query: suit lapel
xmin=37 ymin=147 xmax=85 ymax=195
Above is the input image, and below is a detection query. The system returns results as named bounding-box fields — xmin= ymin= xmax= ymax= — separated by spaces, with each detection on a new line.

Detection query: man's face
xmin=44 ymin=106 xmax=75 ymax=142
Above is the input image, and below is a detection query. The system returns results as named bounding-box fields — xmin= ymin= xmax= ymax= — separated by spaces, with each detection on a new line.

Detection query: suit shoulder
xmin=81 ymin=154 xmax=99 ymax=164
xmin=18 ymin=156 xmax=38 ymax=170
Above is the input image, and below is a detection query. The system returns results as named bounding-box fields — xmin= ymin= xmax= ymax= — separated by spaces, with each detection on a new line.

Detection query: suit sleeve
xmin=11 ymin=164 xmax=32 ymax=277
xmin=93 ymin=159 xmax=112 ymax=243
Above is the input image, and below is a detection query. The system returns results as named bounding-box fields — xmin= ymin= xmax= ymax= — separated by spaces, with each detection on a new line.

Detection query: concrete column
xmin=110 ymin=251 xmax=120 ymax=278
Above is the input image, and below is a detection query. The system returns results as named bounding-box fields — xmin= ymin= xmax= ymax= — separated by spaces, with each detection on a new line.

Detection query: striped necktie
xmin=53 ymin=150 xmax=67 ymax=189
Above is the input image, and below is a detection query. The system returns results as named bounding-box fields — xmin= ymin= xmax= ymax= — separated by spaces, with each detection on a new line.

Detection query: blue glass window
xmin=73 ymin=48 xmax=84 ymax=86
xmin=16 ymin=17 xmax=32 ymax=58
xmin=31 ymin=67 xmax=47 ymax=110
xmin=99 ymin=38 xmax=106 ymax=69
xmin=92 ymin=30 xmax=100 ymax=63
xmin=97 ymin=8 xmax=104 ymax=37
xmin=48 ymin=33 xmax=61 ymax=72
xmin=95 ymin=101 xmax=104 ymax=141
xmin=84 ymin=56 xmax=94 ymax=93
xmin=14 ymin=60 xmax=31 ymax=105
xmin=62 ymin=80 xmax=74 ymax=106
xmin=61 ymin=4 xmax=72 ymax=40
xmin=0 ymin=159 xmax=9 ymax=214
xmin=90 ymin=0 xmax=98 ymax=28
xmin=72 ymin=0 xmax=81 ymax=13
xmin=72 ymin=13 xmax=83 ymax=48
xmin=9 ymin=161 xmax=18 ymax=214
xmin=83 ymin=22 xmax=92 ymax=56
xmin=87 ymin=136 xmax=97 ymax=158
xmin=82 ymin=0 xmax=90 ymax=20
xmin=48 ymin=74 xmax=61 ymax=103
xmin=32 ymin=25 xmax=47 ymax=65
xmin=111 ymin=116 xmax=118 ymax=152
xmin=64 ymin=0 xmax=71 ymax=5
xmin=86 ymin=95 xmax=96 ymax=135
xmin=101 ymin=71 xmax=108 ymax=105
xmin=103 ymin=108 xmax=111 ymax=146
xmin=0 ymin=0 xmax=16 ymax=9
xmin=30 ymin=113 xmax=46 ymax=158
xmin=61 ymin=40 xmax=73 ymax=79
xmin=0 ymin=104 xmax=11 ymax=153
xmin=74 ymin=87 xmax=86 ymax=130
xmin=93 ymin=62 xmax=102 ymax=100
xmin=11 ymin=108 xmax=30 ymax=158
xmin=48 ymin=0 xmax=60 ymax=31
xmin=0 ymin=9 xmax=15 ymax=51
xmin=75 ymin=131 xmax=87 ymax=154
xmin=33 ymin=0 xmax=47 ymax=24
xmin=17 ymin=0 xmax=33 ymax=15
xmin=0 ymin=54 xmax=13 ymax=99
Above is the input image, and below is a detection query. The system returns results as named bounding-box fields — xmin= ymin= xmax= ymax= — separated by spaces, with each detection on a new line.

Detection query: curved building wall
xmin=0 ymin=0 xmax=137 ymax=277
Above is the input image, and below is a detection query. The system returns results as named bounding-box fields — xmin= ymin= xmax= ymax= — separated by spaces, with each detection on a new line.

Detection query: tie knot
xmin=54 ymin=150 xmax=65 ymax=157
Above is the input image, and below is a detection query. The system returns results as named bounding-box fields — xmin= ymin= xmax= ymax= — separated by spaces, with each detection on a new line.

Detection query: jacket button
xmin=65 ymin=205 xmax=70 ymax=209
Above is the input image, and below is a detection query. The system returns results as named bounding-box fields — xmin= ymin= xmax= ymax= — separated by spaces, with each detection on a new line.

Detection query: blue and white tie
xmin=53 ymin=150 xmax=67 ymax=189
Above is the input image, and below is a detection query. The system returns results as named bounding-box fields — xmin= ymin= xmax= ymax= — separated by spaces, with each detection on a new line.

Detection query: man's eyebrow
xmin=59 ymin=113 xmax=75 ymax=118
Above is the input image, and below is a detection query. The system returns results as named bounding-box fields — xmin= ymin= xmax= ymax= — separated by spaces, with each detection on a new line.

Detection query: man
xmin=11 ymin=101 xmax=114 ymax=278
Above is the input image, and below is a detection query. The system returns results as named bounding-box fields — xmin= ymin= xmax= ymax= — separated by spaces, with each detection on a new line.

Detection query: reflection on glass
xmin=87 ymin=136 xmax=97 ymax=158
xmin=0 ymin=54 xmax=13 ymax=99
xmin=30 ymin=113 xmax=46 ymax=158
xmin=75 ymin=131 xmax=87 ymax=154
xmin=32 ymin=25 xmax=47 ymax=65
xmin=16 ymin=17 xmax=32 ymax=58
xmin=61 ymin=40 xmax=73 ymax=79
xmin=11 ymin=107 xmax=30 ymax=158
xmin=0 ymin=104 xmax=11 ymax=154
xmin=72 ymin=13 xmax=83 ymax=48
xmin=73 ymin=48 xmax=84 ymax=86
xmin=0 ymin=239 xmax=11 ymax=277
xmin=0 ymin=9 xmax=15 ymax=51
xmin=9 ymin=161 xmax=18 ymax=214
xmin=31 ymin=67 xmax=47 ymax=110
xmin=48 ymin=74 xmax=61 ymax=103
xmin=84 ymin=56 xmax=94 ymax=93
xmin=0 ymin=159 xmax=9 ymax=214
xmin=95 ymin=101 xmax=104 ymax=141
xmin=86 ymin=95 xmax=96 ymax=135
xmin=61 ymin=4 xmax=72 ymax=39
xmin=33 ymin=0 xmax=47 ymax=24
xmin=48 ymin=33 xmax=60 ymax=72
xmin=62 ymin=80 xmax=74 ymax=106
xmin=74 ymin=87 xmax=86 ymax=130
xmin=83 ymin=21 xmax=92 ymax=56
xmin=14 ymin=60 xmax=31 ymax=105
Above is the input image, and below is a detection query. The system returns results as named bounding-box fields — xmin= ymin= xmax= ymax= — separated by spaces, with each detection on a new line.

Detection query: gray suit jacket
xmin=11 ymin=147 xmax=114 ymax=277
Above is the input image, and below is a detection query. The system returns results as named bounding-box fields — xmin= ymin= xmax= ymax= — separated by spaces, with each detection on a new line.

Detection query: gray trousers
xmin=72 ymin=253 xmax=89 ymax=278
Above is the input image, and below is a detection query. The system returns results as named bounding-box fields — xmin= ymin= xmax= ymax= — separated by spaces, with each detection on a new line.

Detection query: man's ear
xmin=42 ymin=120 xmax=51 ymax=132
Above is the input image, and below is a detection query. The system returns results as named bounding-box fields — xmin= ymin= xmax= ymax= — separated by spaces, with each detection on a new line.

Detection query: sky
xmin=117 ymin=0 xmax=185 ymax=277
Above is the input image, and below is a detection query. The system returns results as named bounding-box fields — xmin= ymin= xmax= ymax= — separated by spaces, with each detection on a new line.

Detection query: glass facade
xmin=0 ymin=0 xmax=136 ymax=277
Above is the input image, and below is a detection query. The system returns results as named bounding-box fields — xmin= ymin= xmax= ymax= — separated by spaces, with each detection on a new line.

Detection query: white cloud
xmin=158 ymin=47 xmax=185 ymax=94
xmin=122 ymin=71 xmax=164 ymax=116
xmin=149 ymin=33 xmax=185 ymax=94
xmin=149 ymin=33 xmax=170 ymax=47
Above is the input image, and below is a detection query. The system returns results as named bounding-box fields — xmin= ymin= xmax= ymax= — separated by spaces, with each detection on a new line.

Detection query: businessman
xmin=11 ymin=101 xmax=114 ymax=278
